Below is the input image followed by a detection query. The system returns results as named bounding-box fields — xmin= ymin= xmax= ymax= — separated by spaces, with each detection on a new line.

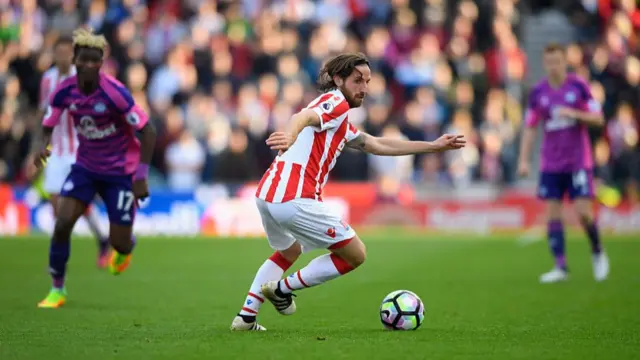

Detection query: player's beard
xmin=340 ymin=86 xmax=365 ymax=108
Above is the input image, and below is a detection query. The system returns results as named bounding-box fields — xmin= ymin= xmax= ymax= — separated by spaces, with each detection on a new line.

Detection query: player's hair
xmin=72 ymin=28 xmax=108 ymax=57
xmin=54 ymin=35 xmax=74 ymax=48
xmin=543 ymin=42 xmax=565 ymax=54
xmin=317 ymin=53 xmax=370 ymax=92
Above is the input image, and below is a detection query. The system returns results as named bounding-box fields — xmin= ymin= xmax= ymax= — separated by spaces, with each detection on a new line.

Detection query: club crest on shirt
xmin=564 ymin=91 xmax=576 ymax=104
xmin=69 ymin=103 xmax=78 ymax=112
xmin=94 ymin=102 xmax=106 ymax=113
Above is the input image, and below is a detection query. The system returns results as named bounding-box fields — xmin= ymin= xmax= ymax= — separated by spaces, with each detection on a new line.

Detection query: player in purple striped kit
xmin=518 ymin=43 xmax=609 ymax=283
xmin=34 ymin=28 xmax=156 ymax=308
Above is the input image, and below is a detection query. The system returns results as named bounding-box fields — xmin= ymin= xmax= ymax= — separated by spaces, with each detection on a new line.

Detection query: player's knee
xmin=577 ymin=211 xmax=593 ymax=224
xmin=280 ymin=243 xmax=302 ymax=263
xmin=52 ymin=217 xmax=74 ymax=242
xmin=347 ymin=243 xmax=367 ymax=268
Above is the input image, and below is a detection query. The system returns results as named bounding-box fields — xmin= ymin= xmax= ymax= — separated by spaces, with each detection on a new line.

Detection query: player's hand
xmin=266 ymin=132 xmax=294 ymax=154
xmin=555 ymin=107 xmax=576 ymax=119
xmin=132 ymin=179 xmax=149 ymax=203
xmin=518 ymin=162 xmax=530 ymax=178
xmin=24 ymin=154 xmax=41 ymax=181
xmin=33 ymin=145 xmax=51 ymax=169
xmin=431 ymin=134 xmax=466 ymax=152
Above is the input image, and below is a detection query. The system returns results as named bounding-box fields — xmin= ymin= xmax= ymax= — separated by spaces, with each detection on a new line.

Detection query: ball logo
xmin=126 ymin=112 xmax=140 ymax=126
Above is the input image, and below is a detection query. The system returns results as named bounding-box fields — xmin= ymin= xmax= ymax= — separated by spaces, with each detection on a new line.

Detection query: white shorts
xmin=43 ymin=155 xmax=75 ymax=194
xmin=255 ymin=197 xmax=356 ymax=253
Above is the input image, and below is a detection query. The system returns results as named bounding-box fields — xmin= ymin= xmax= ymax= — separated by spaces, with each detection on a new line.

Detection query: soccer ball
xmin=379 ymin=290 xmax=425 ymax=330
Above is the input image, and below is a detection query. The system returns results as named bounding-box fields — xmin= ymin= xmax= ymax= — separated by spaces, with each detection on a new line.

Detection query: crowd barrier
xmin=1 ymin=183 xmax=639 ymax=236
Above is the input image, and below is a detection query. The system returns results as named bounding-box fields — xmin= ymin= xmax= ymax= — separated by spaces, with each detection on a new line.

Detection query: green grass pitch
xmin=0 ymin=231 xmax=639 ymax=360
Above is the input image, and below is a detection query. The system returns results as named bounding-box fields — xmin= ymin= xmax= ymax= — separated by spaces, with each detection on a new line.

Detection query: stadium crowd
xmin=0 ymin=0 xmax=638 ymax=200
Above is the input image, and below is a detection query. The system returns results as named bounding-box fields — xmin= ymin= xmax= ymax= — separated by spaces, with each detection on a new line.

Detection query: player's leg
xmin=98 ymin=176 xmax=137 ymax=275
xmin=231 ymin=199 xmax=302 ymax=331
xmin=38 ymin=166 xmax=96 ymax=308
xmin=83 ymin=200 xmax=109 ymax=268
xmin=38 ymin=197 xmax=88 ymax=308
xmin=571 ymin=170 xmax=608 ymax=281
xmin=268 ymin=235 xmax=365 ymax=293
xmin=261 ymin=200 xmax=364 ymax=311
xmin=538 ymin=172 xmax=569 ymax=283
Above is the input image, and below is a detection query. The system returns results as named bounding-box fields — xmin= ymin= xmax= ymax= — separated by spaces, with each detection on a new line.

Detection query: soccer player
xmin=518 ymin=43 xmax=609 ymax=283
xmin=231 ymin=53 xmax=466 ymax=331
xmin=34 ymin=28 xmax=156 ymax=308
xmin=35 ymin=35 xmax=110 ymax=268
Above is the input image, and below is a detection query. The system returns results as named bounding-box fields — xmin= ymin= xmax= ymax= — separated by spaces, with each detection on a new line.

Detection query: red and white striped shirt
xmin=256 ymin=89 xmax=361 ymax=203
xmin=40 ymin=66 xmax=78 ymax=157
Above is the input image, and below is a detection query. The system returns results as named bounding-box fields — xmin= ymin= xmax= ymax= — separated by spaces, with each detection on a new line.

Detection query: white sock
xmin=239 ymin=252 xmax=292 ymax=317
xmin=279 ymin=253 xmax=353 ymax=294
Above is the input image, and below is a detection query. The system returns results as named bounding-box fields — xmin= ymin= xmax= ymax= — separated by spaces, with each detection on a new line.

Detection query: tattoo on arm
xmin=346 ymin=133 xmax=367 ymax=152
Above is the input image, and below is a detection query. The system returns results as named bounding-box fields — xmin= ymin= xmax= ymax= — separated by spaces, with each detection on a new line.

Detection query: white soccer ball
xmin=379 ymin=290 xmax=425 ymax=330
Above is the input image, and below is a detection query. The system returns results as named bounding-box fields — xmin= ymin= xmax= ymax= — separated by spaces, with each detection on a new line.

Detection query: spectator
xmin=165 ymin=129 xmax=206 ymax=192
xmin=213 ymin=128 xmax=259 ymax=183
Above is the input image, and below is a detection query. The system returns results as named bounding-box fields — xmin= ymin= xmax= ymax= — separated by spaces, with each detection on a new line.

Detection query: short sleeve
xmin=38 ymin=76 xmax=51 ymax=110
xmin=310 ymin=94 xmax=350 ymax=131
xmin=524 ymin=88 xmax=541 ymax=128
xmin=42 ymin=83 xmax=70 ymax=128
xmin=345 ymin=122 xmax=361 ymax=142
xmin=103 ymin=75 xmax=135 ymax=114
xmin=577 ymin=80 xmax=602 ymax=114
xmin=123 ymin=104 xmax=149 ymax=131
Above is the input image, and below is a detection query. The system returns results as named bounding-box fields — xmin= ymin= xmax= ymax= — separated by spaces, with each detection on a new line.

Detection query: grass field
xmin=0 ymin=232 xmax=639 ymax=360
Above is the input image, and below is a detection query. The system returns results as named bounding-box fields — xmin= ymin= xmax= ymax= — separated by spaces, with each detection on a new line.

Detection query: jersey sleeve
xmin=38 ymin=75 xmax=51 ymax=110
xmin=104 ymin=76 xmax=149 ymax=130
xmin=576 ymin=79 xmax=602 ymax=114
xmin=345 ymin=122 xmax=361 ymax=142
xmin=310 ymin=94 xmax=350 ymax=131
xmin=124 ymin=104 xmax=149 ymax=131
xmin=524 ymin=88 xmax=541 ymax=128
xmin=42 ymin=84 xmax=69 ymax=128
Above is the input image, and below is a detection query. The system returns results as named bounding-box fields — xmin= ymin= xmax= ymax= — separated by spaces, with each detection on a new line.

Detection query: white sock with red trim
xmin=239 ymin=252 xmax=292 ymax=317
xmin=278 ymin=253 xmax=354 ymax=294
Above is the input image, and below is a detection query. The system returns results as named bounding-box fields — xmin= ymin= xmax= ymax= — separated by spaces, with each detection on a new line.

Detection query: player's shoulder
xmin=565 ymin=73 xmax=590 ymax=92
xmin=531 ymin=78 xmax=550 ymax=94
xmin=100 ymin=73 xmax=127 ymax=90
xmin=42 ymin=67 xmax=58 ymax=79
xmin=50 ymin=75 xmax=77 ymax=101
xmin=308 ymin=89 xmax=349 ymax=114
xmin=99 ymin=73 xmax=134 ymax=109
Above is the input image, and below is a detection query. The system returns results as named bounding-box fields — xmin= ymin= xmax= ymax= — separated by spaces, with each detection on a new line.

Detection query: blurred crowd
xmin=0 ymin=0 xmax=638 ymax=200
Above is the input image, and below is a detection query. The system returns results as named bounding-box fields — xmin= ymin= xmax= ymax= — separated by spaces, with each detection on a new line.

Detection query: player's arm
xmin=125 ymin=105 xmax=156 ymax=181
xmin=558 ymin=83 xmax=604 ymax=127
xmin=33 ymin=91 xmax=67 ymax=168
xmin=266 ymin=109 xmax=320 ymax=151
xmin=518 ymin=127 xmax=537 ymax=165
xmin=517 ymin=89 xmax=543 ymax=177
xmin=559 ymin=102 xmax=604 ymax=127
xmin=346 ymin=131 xmax=465 ymax=156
